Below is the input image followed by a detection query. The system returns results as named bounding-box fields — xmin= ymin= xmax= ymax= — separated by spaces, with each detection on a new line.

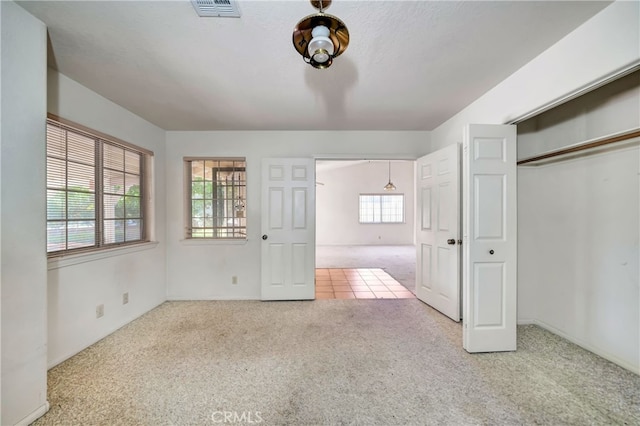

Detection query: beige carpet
xmin=37 ymin=300 xmax=639 ymax=425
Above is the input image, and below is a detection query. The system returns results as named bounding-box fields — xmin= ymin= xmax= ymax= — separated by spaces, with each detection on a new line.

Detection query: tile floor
xmin=315 ymin=268 xmax=416 ymax=299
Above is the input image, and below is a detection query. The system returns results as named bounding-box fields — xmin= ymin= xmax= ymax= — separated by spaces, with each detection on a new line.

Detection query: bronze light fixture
xmin=292 ymin=0 xmax=350 ymax=69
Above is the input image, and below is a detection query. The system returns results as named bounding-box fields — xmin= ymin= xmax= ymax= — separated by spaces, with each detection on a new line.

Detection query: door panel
xmin=261 ymin=158 xmax=315 ymax=300
xmin=463 ymin=124 xmax=517 ymax=352
xmin=474 ymin=263 xmax=505 ymax=326
xmin=437 ymin=247 xmax=451 ymax=299
xmin=292 ymin=189 xmax=308 ymax=228
xmin=421 ymin=187 xmax=432 ymax=229
xmin=438 ymin=182 xmax=451 ymax=231
xmin=268 ymin=244 xmax=285 ymax=286
xmin=474 ymin=175 xmax=505 ymax=239
xmin=292 ymin=244 xmax=307 ymax=285
xmin=269 ymin=188 xmax=284 ymax=229
xmin=419 ymin=244 xmax=433 ymax=292
xmin=416 ymin=144 xmax=461 ymax=321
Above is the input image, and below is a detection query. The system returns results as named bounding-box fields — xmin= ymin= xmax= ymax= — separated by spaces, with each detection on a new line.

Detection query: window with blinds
xmin=46 ymin=118 xmax=151 ymax=255
xmin=186 ymin=158 xmax=247 ymax=239
xmin=359 ymin=194 xmax=405 ymax=224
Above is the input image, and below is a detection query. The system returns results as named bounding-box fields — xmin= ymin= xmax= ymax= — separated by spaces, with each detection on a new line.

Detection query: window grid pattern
xmin=188 ymin=159 xmax=247 ymax=239
xmin=359 ymin=194 xmax=405 ymax=224
xmin=103 ymin=143 xmax=144 ymax=245
xmin=46 ymin=120 xmax=147 ymax=255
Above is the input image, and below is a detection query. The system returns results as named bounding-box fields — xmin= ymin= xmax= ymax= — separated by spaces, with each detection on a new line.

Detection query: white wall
xmin=518 ymin=147 xmax=639 ymax=373
xmin=165 ymin=131 xmax=429 ymax=300
xmin=517 ymin=71 xmax=640 ymax=372
xmin=316 ymin=160 xmax=415 ymax=245
xmin=1 ymin=2 xmax=48 ymax=424
xmin=430 ymin=0 xmax=640 ymax=149
xmin=46 ymin=69 xmax=167 ymax=367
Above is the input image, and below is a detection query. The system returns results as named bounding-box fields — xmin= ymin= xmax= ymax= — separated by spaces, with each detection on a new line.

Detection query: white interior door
xmin=415 ymin=144 xmax=461 ymax=321
xmin=462 ymin=124 xmax=517 ymax=352
xmin=261 ymin=158 xmax=316 ymax=301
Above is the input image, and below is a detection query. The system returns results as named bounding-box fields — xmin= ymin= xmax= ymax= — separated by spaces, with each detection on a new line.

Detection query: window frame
xmin=358 ymin=193 xmax=405 ymax=224
xmin=184 ymin=157 xmax=247 ymax=240
xmin=46 ymin=115 xmax=153 ymax=257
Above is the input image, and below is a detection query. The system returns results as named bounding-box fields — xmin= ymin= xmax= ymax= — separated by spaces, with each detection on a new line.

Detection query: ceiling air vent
xmin=191 ymin=0 xmax=241 ymax=18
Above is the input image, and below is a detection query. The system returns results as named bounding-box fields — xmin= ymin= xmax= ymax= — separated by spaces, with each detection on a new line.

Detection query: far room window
xmin=186 ymin=158 xmax=247 ymax=239
xmin=46 ymin=117 xmax=152 ymax=255
xmin=359 ymin=194 xmax=405 ymax=224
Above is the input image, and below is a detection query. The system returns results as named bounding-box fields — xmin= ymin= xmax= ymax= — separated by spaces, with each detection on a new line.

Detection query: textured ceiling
xmin=19 ymin=0 xmax=612 ymax=131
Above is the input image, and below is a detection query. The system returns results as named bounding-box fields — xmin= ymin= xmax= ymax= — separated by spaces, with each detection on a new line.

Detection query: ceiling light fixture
xmin=384 ymin=161 xmax=396 ymax=191
xmin=292 ymin=0 xmax=349 ymax=69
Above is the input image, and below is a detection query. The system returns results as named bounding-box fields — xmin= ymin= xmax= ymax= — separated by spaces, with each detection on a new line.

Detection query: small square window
xmin=186 ymin=158 xmax=247 ymax=239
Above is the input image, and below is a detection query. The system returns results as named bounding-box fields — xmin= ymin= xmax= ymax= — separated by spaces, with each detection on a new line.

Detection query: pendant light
xmin=292 ymin=0 xmax=350 ymax=69
xmin=384 ymin=161 xmax=396 ymax=191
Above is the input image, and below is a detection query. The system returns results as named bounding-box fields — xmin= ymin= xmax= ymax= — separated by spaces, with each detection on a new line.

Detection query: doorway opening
xmin=315 ymin=159 xmax=416 ymax=299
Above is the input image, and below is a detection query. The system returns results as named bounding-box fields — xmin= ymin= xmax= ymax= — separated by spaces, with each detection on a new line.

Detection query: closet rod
xmin=517 ymin=129 xmax=640 ymax=165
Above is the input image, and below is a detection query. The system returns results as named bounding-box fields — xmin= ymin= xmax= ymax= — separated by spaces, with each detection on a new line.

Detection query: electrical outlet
xmin=96 ymin=304 xmax=104 ymax=318
xmin=232 ymin=276 xmax=238 ymax=285
xmin=122 ymin=292 xmax=129 ymax=305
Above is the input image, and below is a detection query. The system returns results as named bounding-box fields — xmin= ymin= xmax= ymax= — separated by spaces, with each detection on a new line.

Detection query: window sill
xmin=180 ymin=238 xmax=248 ymax=246
xmin=47 ymin=241 xmax=160 ymax=270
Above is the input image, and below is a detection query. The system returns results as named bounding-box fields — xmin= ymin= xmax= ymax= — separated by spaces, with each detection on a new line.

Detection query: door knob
xmin=447 ymin=239 xmax=456 ymax=245
xmin=489 ymin=249 xmax=494 ymax=255
xmin=262 ymin=235 xmax=268 ymax=240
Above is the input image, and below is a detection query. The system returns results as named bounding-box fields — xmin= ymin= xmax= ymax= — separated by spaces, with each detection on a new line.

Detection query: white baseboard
xmin=527 ymin=319 xmax=639 ymax=375
xmin=16 ymin=401 xmax=49 ymax=426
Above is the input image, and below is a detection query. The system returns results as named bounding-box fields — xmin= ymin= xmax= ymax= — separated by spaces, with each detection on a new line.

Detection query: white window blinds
xmin=46 ymin=118 xmax=151 ymax=255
